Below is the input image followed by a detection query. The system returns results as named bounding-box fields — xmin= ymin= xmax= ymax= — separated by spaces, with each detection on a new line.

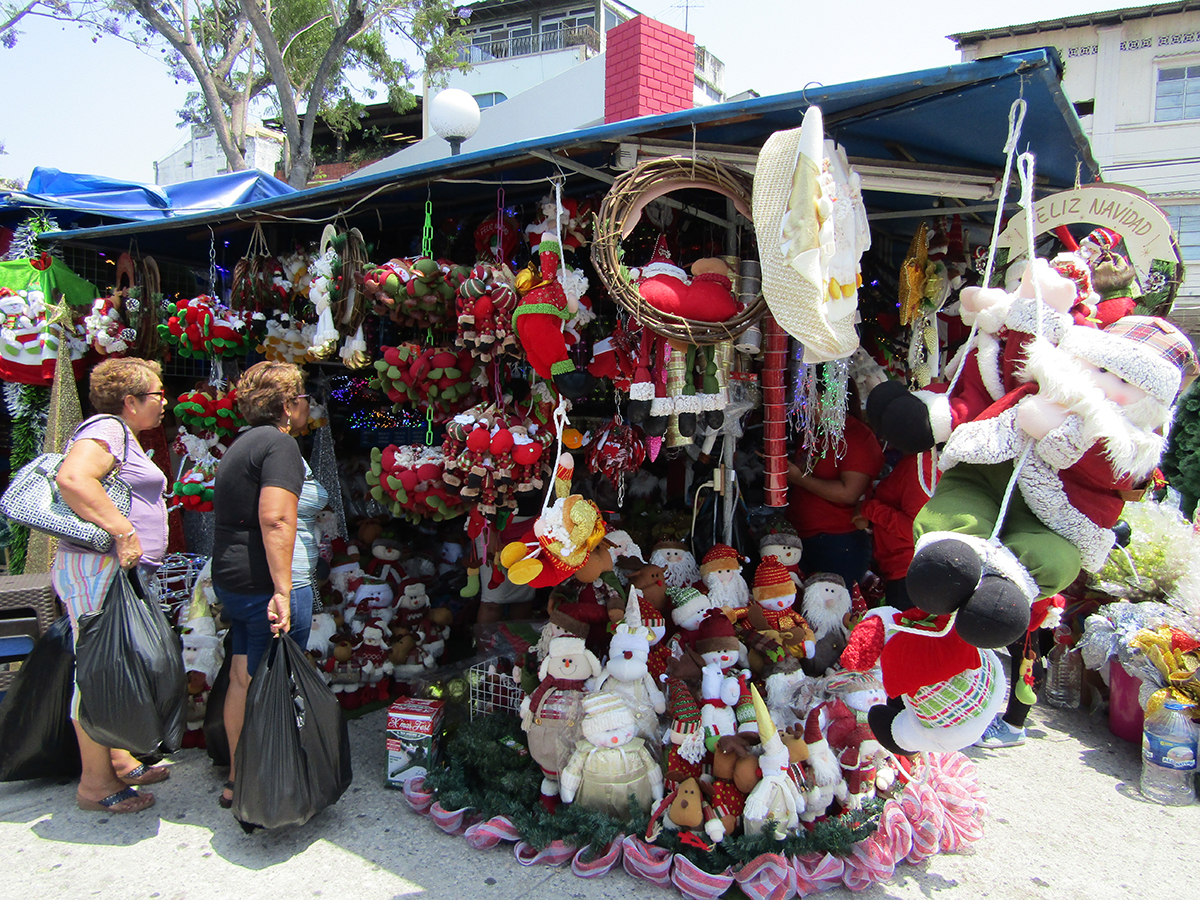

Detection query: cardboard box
xmin=386 ymin=698 xmax=445 ymax=787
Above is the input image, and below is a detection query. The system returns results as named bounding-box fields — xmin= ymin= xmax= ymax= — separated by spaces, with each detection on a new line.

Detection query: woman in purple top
xmin=53 ymin=357 xmax=170 ymax=814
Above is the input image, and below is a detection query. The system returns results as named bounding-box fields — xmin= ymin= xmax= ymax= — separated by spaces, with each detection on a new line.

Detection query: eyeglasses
xmin=294 ymin=394 xmax=309 ymax=403
xmin=136 ymin=391 xmax=167 ymax=400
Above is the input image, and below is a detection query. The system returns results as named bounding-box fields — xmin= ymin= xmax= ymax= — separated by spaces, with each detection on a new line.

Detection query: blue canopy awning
xmin=1 ymin=168 xmax=295 ymax=229
xmin=32 ymin=48 xmax=1096 ymax=263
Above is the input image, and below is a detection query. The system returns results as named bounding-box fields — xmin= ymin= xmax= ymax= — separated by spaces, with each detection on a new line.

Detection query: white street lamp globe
xmin=429 ymin=88 xmax=480 ymax=155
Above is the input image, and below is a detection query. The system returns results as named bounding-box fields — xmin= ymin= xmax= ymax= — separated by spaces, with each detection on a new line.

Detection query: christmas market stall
xmin=3 ymin=43 xmax=1195 ymax=891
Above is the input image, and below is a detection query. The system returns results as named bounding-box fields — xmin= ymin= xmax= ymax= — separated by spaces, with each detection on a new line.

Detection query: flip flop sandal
xmin=219 ymin=781 xmax=235 ymax=810
xmin=120 ymin=763 xmax=171 ymax=786
xmin=77 ymin=787 xmax=156 ymax=814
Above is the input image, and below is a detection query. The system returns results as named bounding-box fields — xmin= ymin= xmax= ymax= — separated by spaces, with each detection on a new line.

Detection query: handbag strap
xmin=69 ymin=414 xmax=133 ymax=469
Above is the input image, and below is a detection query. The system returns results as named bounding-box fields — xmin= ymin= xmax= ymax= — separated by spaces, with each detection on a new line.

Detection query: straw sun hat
xmin=752 ymin=105 xmax=867 ymax=363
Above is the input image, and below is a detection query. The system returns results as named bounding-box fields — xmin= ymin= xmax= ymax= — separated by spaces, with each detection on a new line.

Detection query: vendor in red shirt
xmin=786 ymin=383 xmax=884 ymax=590
xmin=856 ymin=451 xmax=938 ymax=608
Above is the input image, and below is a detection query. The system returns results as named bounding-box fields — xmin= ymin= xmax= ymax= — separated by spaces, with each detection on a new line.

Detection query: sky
xmin=0 ymin=1 xmax=1131 ymax=186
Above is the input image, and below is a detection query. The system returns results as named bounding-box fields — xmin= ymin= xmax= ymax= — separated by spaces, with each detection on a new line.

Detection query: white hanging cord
xmin=541 ymin=397 xmax=570 ymax=515
xmin=987 ymin=151 xmax=1043 ymax=544
xmin=917 ymin=446 xmax=939 ymax=498
xmin=944 ymin=97 xmax=1026 ymax=398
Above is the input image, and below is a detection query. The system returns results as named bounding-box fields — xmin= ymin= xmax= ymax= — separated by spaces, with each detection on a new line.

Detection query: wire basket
xmin=152 ymin=553 xmax=209 ymax=623
xmin=468 ymin=656 xmax=524 ymax=721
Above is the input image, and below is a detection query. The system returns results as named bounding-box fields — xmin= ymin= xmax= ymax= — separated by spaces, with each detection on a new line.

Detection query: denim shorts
xmin=215 ymin=583 xmax=314 ymax=676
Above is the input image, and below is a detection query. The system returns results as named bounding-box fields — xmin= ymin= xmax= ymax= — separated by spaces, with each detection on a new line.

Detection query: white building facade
xmin=436 ymin=0 xmax=725 ymax=133
xmin=952 ymin=1 xmax=1200 ymax=330
xmin=155 ymin=125 xmax=284 ymax=185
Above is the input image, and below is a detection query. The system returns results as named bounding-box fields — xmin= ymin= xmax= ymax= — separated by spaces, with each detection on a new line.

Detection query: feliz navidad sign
xmin=994 ymin=183 xmax=1180 ymax=280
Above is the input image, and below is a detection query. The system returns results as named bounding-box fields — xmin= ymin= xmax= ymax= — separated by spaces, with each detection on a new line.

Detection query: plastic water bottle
xmin=1044 ymin=627 xmax=1082 ymax=709
xmin=1140 ymin=699 xmax=1198 ymax=806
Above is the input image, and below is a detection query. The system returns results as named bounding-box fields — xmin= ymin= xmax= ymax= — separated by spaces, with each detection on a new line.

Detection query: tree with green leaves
xmin=5 ymin=0 xmax=470 ymax=187
xmin=1163 ymin=378 xmax=1200 ymax=518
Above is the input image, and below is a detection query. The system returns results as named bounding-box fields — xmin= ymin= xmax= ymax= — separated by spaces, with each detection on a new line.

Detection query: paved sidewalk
xmin=1 ymin=703 xmax=1196 ymax=900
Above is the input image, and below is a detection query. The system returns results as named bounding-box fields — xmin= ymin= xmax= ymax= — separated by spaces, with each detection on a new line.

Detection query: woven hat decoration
xmin=753 ymin=555 xmax=796 ymax=602
xmin=752 ymin=105 xmax=863 ymax=363
xmin=666 ymin=676 xmax=706 ymax=763
xmin=582 ymin=691 xmax=635 ymax=740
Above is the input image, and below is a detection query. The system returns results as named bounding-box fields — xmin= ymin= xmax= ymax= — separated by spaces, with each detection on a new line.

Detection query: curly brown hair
xmin=89 ymin=358 xmax=163 ymax=415
xmin=236 ymin=361 xmax=305 ymax=426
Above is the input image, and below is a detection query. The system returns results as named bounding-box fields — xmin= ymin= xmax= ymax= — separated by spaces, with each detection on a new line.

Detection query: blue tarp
xmin=1 ymin=168 xmax=295 ymax=226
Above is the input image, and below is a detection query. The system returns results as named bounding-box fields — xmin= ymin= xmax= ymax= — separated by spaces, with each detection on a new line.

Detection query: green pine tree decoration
xmin=420 ymin=713 xmax=882 ymax=868
xmin=1162 ymin=379 xmax=1200 ymax=517
xmin=6 ymin=384 xmax=50 ymax=574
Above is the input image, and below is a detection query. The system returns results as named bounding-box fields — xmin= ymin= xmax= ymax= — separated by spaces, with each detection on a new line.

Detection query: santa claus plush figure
xmin=700 ymin=544 xmax=750 ymax=613
xmin=907 ymin=316 xmax=1196 ymax=651
xmin=840 ymin=606 xmax=1007 ymax=755
xmin=511 ymin=231 xmax=593 ymax=398
xmin=650 ymin=539 xmax=702 ymax=589
xmin=798 ymin=573 xmax=852 ymax=677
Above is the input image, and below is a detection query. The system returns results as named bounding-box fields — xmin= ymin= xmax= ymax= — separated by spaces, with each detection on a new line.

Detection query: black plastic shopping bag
xmin=0 ymin=616 xmax=81 ymax=781
xmin=75 ymin=570 xmax=187 ymax=755
xmin=203 ymin=632 xmax=234 ymax=767
xmin=232 ymin=633 xmax=352 ymax=829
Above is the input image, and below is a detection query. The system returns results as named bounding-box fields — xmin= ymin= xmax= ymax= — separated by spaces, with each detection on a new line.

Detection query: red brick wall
xmin=605 ymin=16 xmax=695 ymax=124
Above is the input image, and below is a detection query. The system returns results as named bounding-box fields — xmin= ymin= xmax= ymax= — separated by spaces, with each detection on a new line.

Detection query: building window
xmin=1166 ymin=205 xmax=1200 ymax=259
xmin=604 ymin=6 xmax=625 ymax=30
xmin=1155 ymin=65 xmax=1200 ymax=121
xmin=473 ymin=91 xmax=507 ymax=109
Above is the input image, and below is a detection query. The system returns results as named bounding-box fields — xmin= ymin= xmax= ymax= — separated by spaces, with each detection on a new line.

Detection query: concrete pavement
xmin=1 ymin=702 xmax=1196 ymax=900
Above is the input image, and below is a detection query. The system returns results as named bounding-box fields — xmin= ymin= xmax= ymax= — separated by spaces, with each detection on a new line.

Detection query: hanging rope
xmin=943 ymin=96 xmax=1027 ymax=398
xmin=986 ymin=151 xmax=1044 ymax=544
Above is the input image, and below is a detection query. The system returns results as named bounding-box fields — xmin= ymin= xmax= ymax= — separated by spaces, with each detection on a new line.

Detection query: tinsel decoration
xmin=25 ymin=303 xmax=83 ymax=574
xmin=5 ymin=383 xmax=50 ymax=573
xmin=789 ymin=355 xmax=850 ymax=467
xmin=1 ymin=213 xmax=62 ymax=262
xmin=310 ymin=422 xmax=348 ymax=541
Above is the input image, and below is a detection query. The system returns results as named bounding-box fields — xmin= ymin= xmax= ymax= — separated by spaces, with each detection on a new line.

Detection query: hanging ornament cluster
xmin=370 ymin=343 xmax=479 ymax=421
xmin=310 ymin=226 xmax=368 ymax=361
xmin=169 ymin=430 xmax=226 ymax=513
xmin=173 ymin=388 xmax=245 ymax=439
xmin=441 ymin=404 xmax=554 ymax=516
xmin=455 ymin=264 xmax=520 ymax=362
xmin=365 ymin=444 xmax=464 ymax=523
xmin=257 ymin=312 xmax=319 ymax=364
xmin=361 ymin=257 xmax=471 ymax=329
xmin=278 ymin=247 xmax=316 ymax=302
xmin=158 ymin=295 xmax=257 ymax=359
xmin=585 ymin=416 xmax=646 ymax=502
xmin=295 ymin=399 xmax=329 ymax=436
xmin=84 ymin=294 xmax=137 ymax=356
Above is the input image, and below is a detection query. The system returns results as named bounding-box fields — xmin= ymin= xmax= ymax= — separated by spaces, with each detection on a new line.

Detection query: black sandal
xmin=218 ymin=781 xmax=234 ymax=809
